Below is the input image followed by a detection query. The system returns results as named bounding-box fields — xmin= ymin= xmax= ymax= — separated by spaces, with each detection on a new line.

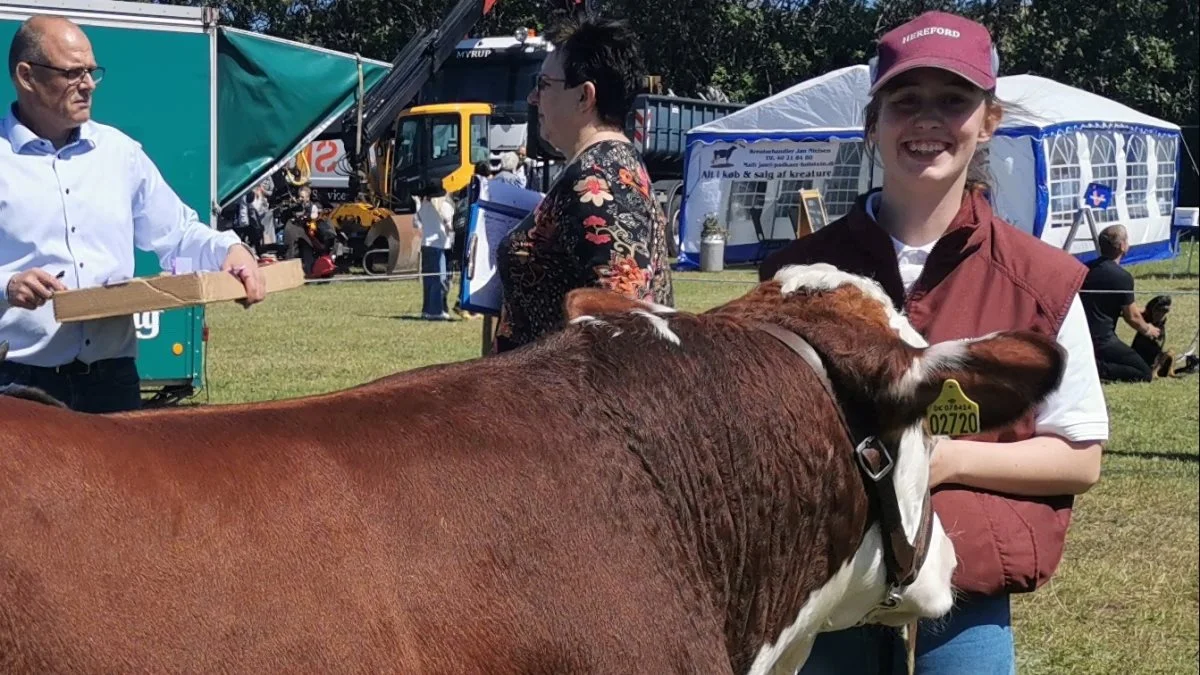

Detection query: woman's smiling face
xmin=872 ymin=67 xmax=1000 ymax=191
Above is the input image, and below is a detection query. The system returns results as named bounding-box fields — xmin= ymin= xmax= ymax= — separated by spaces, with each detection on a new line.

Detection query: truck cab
xmin=390 ymin=102 xmax=493 ymax=207
xmin=313 ymin=31 xmax=550 ymax=211
xmin=418 ymin=31 xmax=551 ymax=170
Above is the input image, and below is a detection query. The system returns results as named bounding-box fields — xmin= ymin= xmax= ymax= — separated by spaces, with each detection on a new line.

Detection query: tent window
xmin=1155 ymin=137 xmax=1177 ymax=216
xmin=823 ymin=142 xmax=863 ymax=218
xmin=773 ymin=179 xmax=813 ymax=227
xmin=1125 ymin=135 xmax=1150 ymax=220
xmin=727 ymin=180 xmax=768 ymax=229
xmin=1048 ymin=135 xmax=1081 ymax=228
xmin=1087 ymin=133 xmax=1119 ymax=223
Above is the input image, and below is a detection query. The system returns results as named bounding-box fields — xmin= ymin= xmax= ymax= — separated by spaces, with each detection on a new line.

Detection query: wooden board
xmin=795 ymin=188 xmax=829 ymax=238
xmin=53 ymin=259 xmax=305 ymax=323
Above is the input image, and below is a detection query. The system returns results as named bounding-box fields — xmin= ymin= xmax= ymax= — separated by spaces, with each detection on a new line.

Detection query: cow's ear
xmin=564 ymin=289 xmax=655 ymax=322
xmin=890 ymin=330 xmax=1067 ymax=432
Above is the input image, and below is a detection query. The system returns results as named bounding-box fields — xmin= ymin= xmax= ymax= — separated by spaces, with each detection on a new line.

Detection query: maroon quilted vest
xmin=760 ymin=187 xmax=1087 ymax=595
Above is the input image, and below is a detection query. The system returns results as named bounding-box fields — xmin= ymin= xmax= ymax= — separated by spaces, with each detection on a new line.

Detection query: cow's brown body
xmin=0 ymin=313 xmax=867 ymax=674
xmin=1 ymin=266 xmax=1066 ymax=673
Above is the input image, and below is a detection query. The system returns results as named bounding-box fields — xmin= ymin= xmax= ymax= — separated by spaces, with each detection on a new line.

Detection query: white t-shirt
xmin=417 ymin=197 xmax=455 ymax=250
xmin=866 ymin=193 xmax=1109 ymax=443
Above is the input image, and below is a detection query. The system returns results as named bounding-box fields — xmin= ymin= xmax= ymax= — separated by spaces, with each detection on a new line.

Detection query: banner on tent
xmin=697 ymin=140 xmax=838 ymax=181
xmin=681 ymin=138 xmax=852 ymax=265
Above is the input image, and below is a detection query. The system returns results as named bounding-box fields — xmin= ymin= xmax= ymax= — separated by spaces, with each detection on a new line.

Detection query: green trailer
xmin=0 ymin=0 xmax=389 ymax=403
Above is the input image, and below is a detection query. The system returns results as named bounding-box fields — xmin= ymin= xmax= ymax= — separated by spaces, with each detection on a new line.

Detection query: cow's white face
xmin=774 ymin=264 xmax=957 ymax=628
xmin=746 ymin=263 xmax=1065 ymax=673
xmin=727 ymin=264 xmax=956 ymax=663
xmin=561 ymin=264 xmax=1066 ymax=673
xmin=818 ymin=422 xmax=957 ymax=632
xmin=744 ymin=412 xmax=957 ymax=675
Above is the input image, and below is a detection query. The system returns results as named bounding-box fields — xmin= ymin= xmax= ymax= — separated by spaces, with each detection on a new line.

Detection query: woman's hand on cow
xmin=928 ymin=436 xmax=1103 ymax=496
xmin=929 ymin=438 xmax=960 ymax=488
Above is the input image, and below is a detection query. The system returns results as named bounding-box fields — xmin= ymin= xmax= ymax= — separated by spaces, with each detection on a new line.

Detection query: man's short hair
xmin=1098 ymin=224 xmax=1128 ymax=259
xmin=8 ymin=18 xmax=47 ymax=77
xmin=545 ymin=16 xmax=646 ymax=129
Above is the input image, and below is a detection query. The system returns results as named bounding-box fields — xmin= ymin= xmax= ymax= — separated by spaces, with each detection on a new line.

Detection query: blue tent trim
xmin=1032 ymin=136 xmax=1050 ymax=240
xmin=678 ymin=138 xmax=697 ymax=270
xmin=1002 ymin=121 xmax=1180 ymax=248
xmin=1073 ymin=239 xmax=1173 ymax=266
xmin=684 ymin=130 xmax=867 ymax=146
xmin=995 ymin=121 xmax=1180 ymax=140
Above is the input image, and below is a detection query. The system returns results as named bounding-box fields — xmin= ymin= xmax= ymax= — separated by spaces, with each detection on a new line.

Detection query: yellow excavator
xmin=291 ymin=0 xmax=501 ymax=275
xmin=322 ymin=100 xmax=494 ymax=275
xmin=304 ymin=0 xmax=591 ymax=274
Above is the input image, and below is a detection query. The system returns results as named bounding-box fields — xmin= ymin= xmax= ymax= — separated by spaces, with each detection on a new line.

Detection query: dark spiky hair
xmin=544 ymin=15 xmax=645 ymax=128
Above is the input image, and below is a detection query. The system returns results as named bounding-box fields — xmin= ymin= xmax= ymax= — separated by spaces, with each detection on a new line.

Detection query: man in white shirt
xmin=1 ymin=15 xmax=265 ymax=413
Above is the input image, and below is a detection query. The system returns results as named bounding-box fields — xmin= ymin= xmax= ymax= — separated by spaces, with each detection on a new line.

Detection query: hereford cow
xmin=0 ymin=264 xmax=1066 ymax=674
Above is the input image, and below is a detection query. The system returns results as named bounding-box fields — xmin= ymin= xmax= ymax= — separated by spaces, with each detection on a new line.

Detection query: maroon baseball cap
xmin=869 ymin=11 xmax=999 ymax=94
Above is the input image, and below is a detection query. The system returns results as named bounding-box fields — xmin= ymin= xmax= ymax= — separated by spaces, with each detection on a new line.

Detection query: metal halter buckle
xmin=854 ymin=436 xmax=894 ymax=482
xmin=856 ymin=585 xmax=905 ymax=626
xmin=880 ymin=585 xmax=903 ymax=609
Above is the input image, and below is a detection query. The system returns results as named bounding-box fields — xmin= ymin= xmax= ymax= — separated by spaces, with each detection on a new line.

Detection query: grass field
xmin=202 ymin=244 xmax=1199 ymax=674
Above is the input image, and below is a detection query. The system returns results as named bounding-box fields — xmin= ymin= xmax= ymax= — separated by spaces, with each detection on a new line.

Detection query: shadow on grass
xmin=1106 ymin=449 xmax=1199 ymax=463
xmin=357 ymin=313 xmax=483 ymax=324
xmin=352 ymin=312 xmax=439 ymax=321
xmin=1128 ymin=272 xmax=1199 ymax=282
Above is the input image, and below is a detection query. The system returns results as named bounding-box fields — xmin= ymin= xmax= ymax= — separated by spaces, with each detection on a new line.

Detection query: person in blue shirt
xmin=1 ymin=15 xmax=265 ymax=413
xmin=492 ymin=152 xmax=526 ymax=188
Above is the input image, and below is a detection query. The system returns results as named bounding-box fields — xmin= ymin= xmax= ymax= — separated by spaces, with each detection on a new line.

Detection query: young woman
xmin=493 ymin=16 xmax=674 ymax=353
xmin=760 ymin=11 xmax=1108 ymax=674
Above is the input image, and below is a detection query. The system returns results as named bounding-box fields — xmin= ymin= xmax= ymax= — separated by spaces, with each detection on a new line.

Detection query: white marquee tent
xmin=678 ymin=64 xmax=1184 ymax=269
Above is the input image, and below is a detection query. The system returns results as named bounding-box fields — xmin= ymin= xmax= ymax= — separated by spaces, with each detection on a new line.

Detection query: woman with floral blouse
xmin=493 ymin=16 xmax=674 ymax=353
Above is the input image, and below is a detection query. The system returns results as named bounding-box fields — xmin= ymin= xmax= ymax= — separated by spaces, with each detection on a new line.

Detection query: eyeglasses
xmin=535 ymin=75 xmax=568 ymax=92
xmin=28 ymin=62 xmax=105 ymax=84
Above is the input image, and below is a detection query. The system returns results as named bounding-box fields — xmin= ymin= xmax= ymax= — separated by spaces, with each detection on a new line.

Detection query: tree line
xmin=150 ymin=0 xmax=1198 ymax=126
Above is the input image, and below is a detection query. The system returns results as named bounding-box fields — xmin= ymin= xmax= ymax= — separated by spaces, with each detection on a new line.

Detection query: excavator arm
xmin=338 ymin=0 xmax=598 ymax=202
xmin=339 ymin=0 xmax=500 ymax=199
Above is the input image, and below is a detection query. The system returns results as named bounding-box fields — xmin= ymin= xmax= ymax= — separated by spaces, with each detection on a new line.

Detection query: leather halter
xmin=754 ymin=322 xmax=935 ymax=610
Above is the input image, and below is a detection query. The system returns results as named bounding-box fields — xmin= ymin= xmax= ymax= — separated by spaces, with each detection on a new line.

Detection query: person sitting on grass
xmin=1081 ymin=224 xmax=1161 ymax=382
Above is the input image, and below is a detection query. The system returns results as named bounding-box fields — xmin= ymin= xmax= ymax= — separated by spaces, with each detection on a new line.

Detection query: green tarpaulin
xmin=216 ymin=28 xmax=391 ymax=207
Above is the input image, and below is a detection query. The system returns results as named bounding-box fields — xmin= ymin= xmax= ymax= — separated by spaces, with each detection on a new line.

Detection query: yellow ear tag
xmin=925 ymin=379 xmax=980 ymax=437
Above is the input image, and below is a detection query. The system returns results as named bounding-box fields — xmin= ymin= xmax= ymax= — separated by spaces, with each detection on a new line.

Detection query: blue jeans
xmin=799 ymin=594 xmax=1015 ymax=674
xmin=0 ymin=357 xmax=142 ymax=414
xmin=421 ymin=246 xmax=450 ymax=317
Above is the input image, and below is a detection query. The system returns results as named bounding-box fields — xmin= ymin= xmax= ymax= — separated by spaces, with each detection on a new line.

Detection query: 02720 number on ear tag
xmin=925 ymin=379 xmax=980 ymax=437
